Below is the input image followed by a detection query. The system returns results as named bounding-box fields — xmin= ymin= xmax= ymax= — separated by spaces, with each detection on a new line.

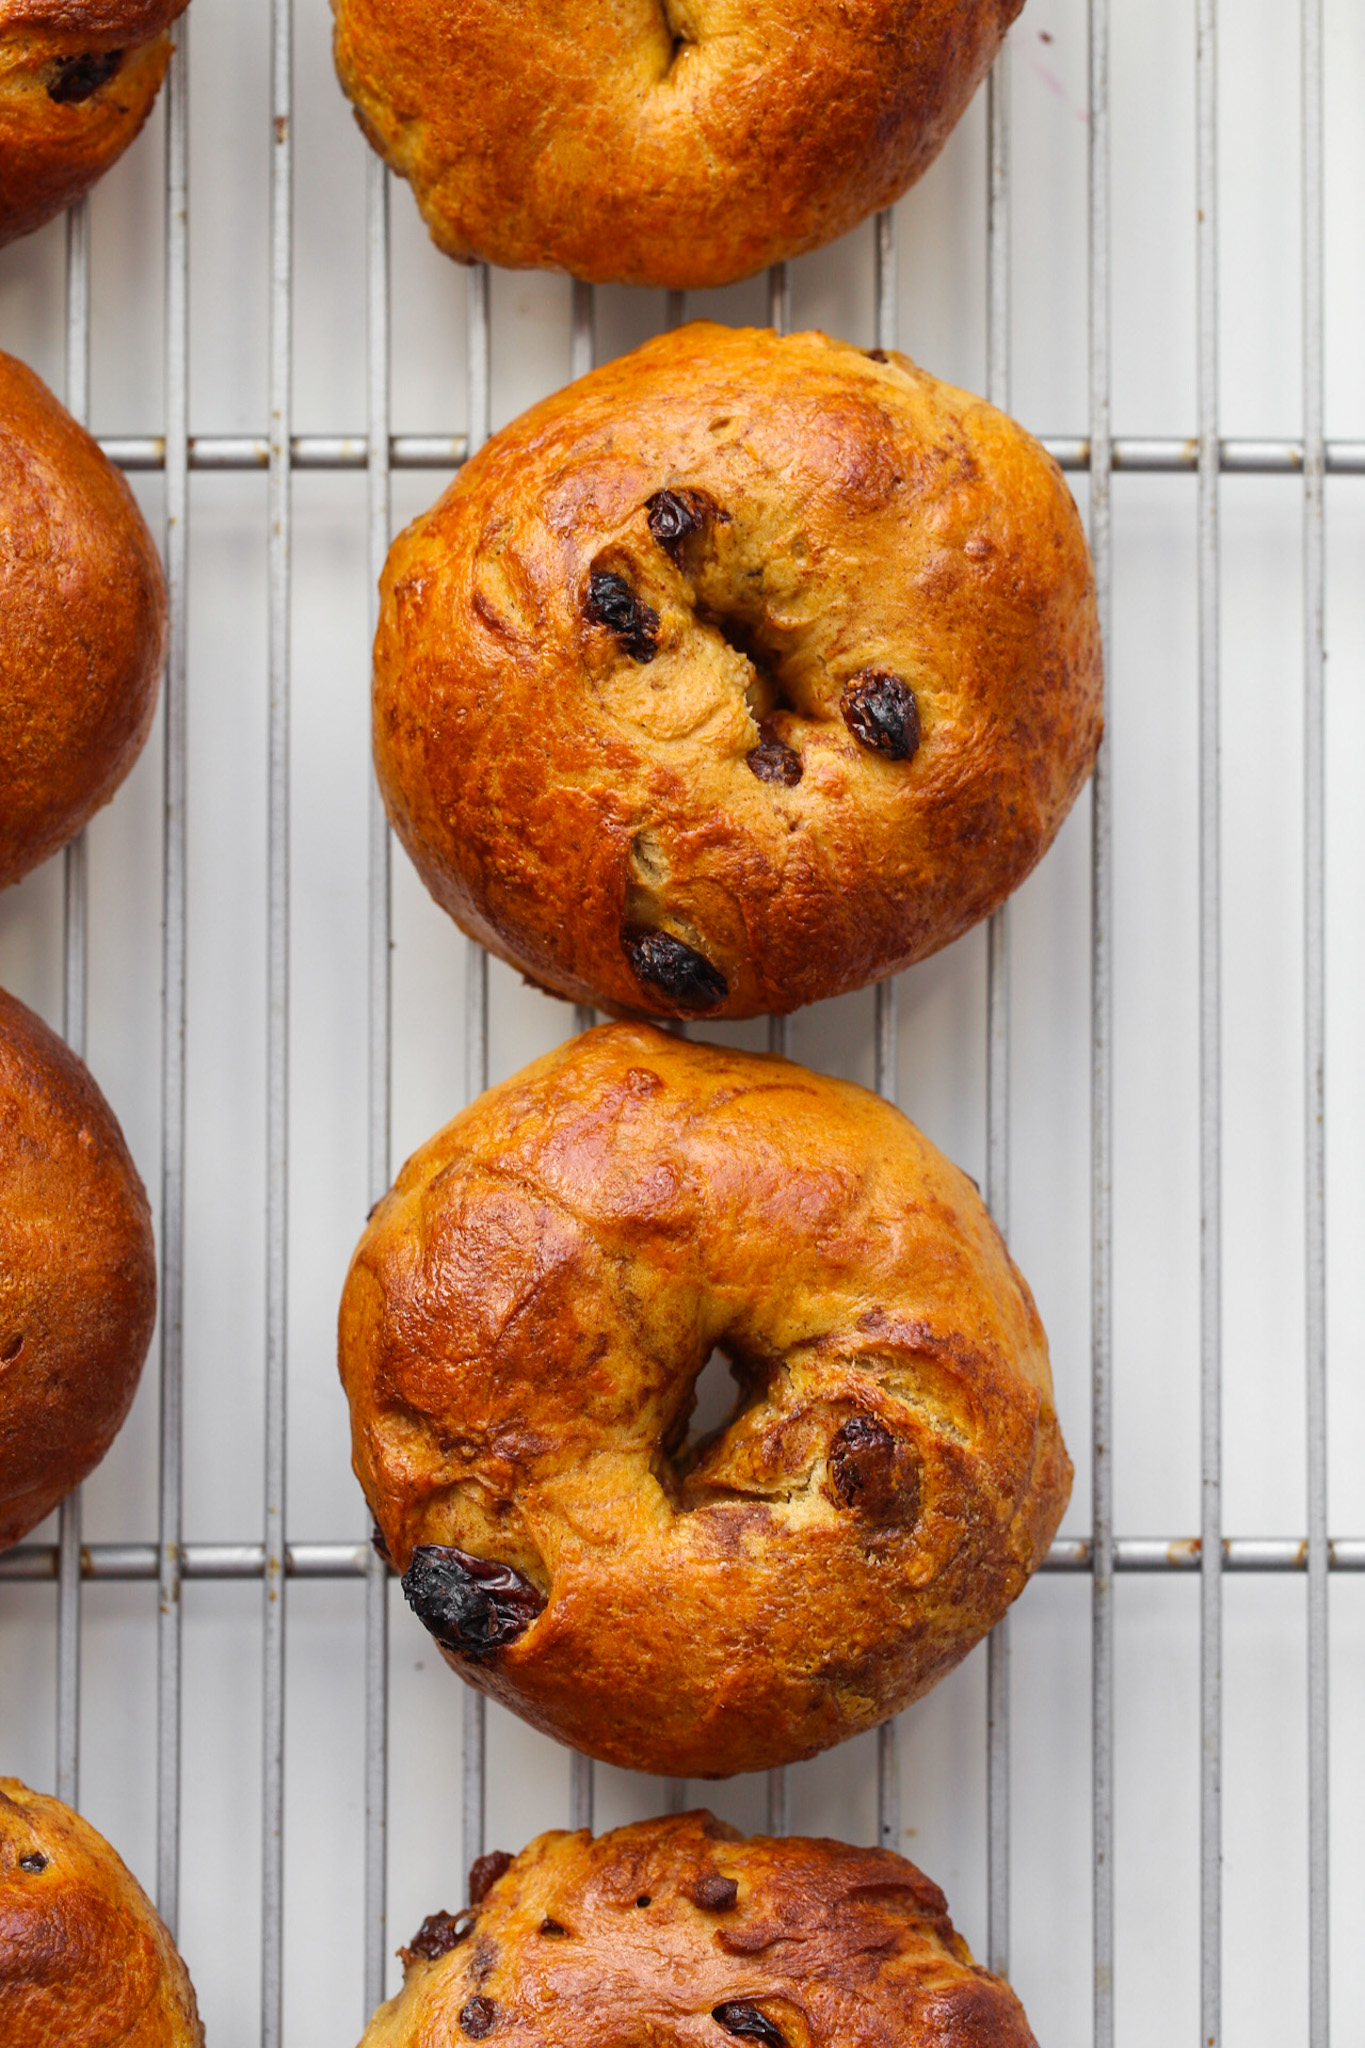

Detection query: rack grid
xmin=0 ymin=4 xmax=1351 ymax=2046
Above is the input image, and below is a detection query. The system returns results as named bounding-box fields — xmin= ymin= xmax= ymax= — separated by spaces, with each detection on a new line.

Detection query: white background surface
xmin=2 ymin=1 xmax=1364 ymax=2042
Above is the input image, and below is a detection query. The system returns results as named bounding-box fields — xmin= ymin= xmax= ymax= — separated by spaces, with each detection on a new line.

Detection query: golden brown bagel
xmin=0 ymin=1778 xmax=203 ymax=2046
xmin=360 ymin=1810 xmax=1039 ymax=2048
xmin=332 ymin=0 xmax=1022 ymax=289
xmin=0 ymin=986 xmax=157 ymax=1551
xmin=0 ymin=349 xmax=166 ymax=889
xmin=0 ymin=2 xmax=188 ymax=248
xmin=338 ymin=1025 xmax=1070 ymax=1779
xmin=374 ymin=324 xmax=1102 ymax=1023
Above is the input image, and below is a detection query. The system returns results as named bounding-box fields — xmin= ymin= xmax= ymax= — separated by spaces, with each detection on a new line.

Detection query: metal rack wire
xmin=0 ymin=3 xmax=1348 ymax=2044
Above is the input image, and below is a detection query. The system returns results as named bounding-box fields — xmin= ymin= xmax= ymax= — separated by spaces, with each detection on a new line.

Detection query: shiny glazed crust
xmin=332 ymin=0 xmax=1022 ymax=289
xmin=339 ymin=1025 xmax=1071 ymax=1778
xmin=0 ymin=1779 xmax=203 ymax=2046
xmin=374 ymin=325 xmax=1102 ymax=1023
xmin=0 ymin=987 xmax=157 ymax=1551
xmin=360 ymin=1811 xmax=1039 ymax=2048
xmin=0 ymin=4 xmax=187 ymax=249
xmin=0 ymin=350 xmax=166 ymax=887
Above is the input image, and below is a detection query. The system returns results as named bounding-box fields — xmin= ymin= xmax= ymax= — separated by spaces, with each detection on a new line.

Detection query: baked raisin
xmin=865 ymin=348 xmax=890 ymax=363
xmin=539 ymin=1918 xmax=567 ymax=1936
xmin=468 ymin=1850 xmax=513 ymax=1905
xmin=401 ymin=1546 xmax=545 ymax=1659
xmin=828 ymin=1414 xmax=918 ymax=1523
xmin=584 ymin=570 xmax=659 ymax=662
xmin=840 ymin=671 xmax=920 ymax=761
xmin=18 ymin=1852 xmax=47 ymax=1874
xmin=745 ymin=729 xmax=802 ymax=786
xmin=401 ymin=1909 xmax=471 ymax=1965
xmin=690 ymin=1874 xmax=739 ymax=1911
xmin=713 ymin=2003 xmax=786 ymax=2045
xmin=460 ymin=1996 xmax=498 ymax=2038
xmin=48 ymin=51 xmax=124 ymax=104
xmin=626 ymin=932 xmax=728 ymax=1010
xmin=646 ymin=488 xmax=709 ymax=561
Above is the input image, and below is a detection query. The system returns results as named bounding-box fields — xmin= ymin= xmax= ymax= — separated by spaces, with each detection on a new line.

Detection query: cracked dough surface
xmin=338 ymin=1024 xmax=1071 ymax=1779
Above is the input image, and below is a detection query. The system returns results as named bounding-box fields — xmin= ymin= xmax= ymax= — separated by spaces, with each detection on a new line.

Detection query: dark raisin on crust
xmin=400 ymin=1909 xmax=472 ymax=1966
xmin=539 ymin=1918 xmax=567 ymax=1936
xmin=460 ymin=1996 xmax=498 ymax=2039
xmin=584 ymin=570 xmax=660 ymax=663
xmin=635 ymin=1894 xmax=652 ymax=1908
xmin=625 ymin=931 xmax=728 ymax=1010
xmin=47 ymin=51 xmax=125 ymax=104
xmin=18 ymin=1852 xmax=48 ymax=1874
xmin=827 ymin=1414 xmax=918 ymax=1523
xmin=469 ymin=1849 xmax=514 ymax=1905
xmin=690 ymin=1873 xmax=740 ymax=1911
xmin=865 ymin=348 xmax=890 ymax=363
xmin=745 ymin=727 xmax=803 ymax=787
xmin=646 ymin=488 xmax=710 ymax=561
xmin=401 ymin=1546 xmax=546 ymax=1659
xmin=840 ymin=670 xmax=921 ymax=761
xmin=713 ymin=2003 xmax=786 ymax=2045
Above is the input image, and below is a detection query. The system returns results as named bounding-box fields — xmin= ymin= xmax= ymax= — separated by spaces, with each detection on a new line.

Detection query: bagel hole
xmin=657 ymin=1347 xmax=768 ymax=1495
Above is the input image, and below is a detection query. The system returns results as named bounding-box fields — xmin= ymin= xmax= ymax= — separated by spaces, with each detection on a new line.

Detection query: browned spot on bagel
xmin=469 ymin=1849 xmax=514 ymax=1903
xmin=47 ymin=51 xmax=125 ymax=104
xmin=400 ymin=1908 xmax=473 ymax=1966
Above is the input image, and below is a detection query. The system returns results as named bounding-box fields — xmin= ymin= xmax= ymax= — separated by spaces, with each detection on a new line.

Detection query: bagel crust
xmin=0 ymin=1778 xmax=203 ymax=2046
xmin=0 ymin=3 xmax=187 ymax=248
xmin=339 ymin=1025 xmax=1070 ymax=1779
xmin=360 ymin=1810 xmax=1040 ymax=2048
xmin=332 ymin=0 xmax=1022 ymax=289
xmin=0 ymin=986 xmax=157 ymax=1551
xmin=0 ymin=350 xmax=167 ymax=888
xmin=374 ymin=324 xmax=1102 ymax=1023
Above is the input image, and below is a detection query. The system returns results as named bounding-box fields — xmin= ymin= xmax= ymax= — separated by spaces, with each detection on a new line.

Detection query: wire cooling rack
xmin=0 ymin=3 xmax=1360 ymax=2045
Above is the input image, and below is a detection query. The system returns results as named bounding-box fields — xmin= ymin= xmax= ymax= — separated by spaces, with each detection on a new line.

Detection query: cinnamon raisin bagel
xmin=359 ymin=1810 xmax=1040 ymax=2048
xmin=0 ymin=1779 xmax=203 ymax=2045
xmin=332 ymin=0 xmax=1022 ymax=290
xmin=374 ymin=324 xmax=1102 ymax=1023
xmin=0 ymin=986 xmax=157 ymax=1550
xmin=338 ymin=1025 xmax=1070 ymax=1779
xmin=0 ymin=2 xmax=189 ymax=249
xmin=0 ymin=349 xmax=166 ymax=889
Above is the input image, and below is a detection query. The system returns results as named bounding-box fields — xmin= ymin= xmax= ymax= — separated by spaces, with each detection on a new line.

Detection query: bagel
xmin=0 ymin=349 xmax=166 ymax=890
xmin=0 ymin=985 xmax=157 ymax=1551
xmin=0 ymin=1778 xmax=203 ymax=2045
xmin=0 ymin=2 xmax=189 ymax=249
xmin=331 ymin=0 xmax=1022 ymax=290
xmin=338 ymin=1025 xmax=1070 ymax=1778
xmin=359 ymin=1810 xmax=1040 ymax=2048
xmin=374 ymin=324 xmax=1102 ymax=1023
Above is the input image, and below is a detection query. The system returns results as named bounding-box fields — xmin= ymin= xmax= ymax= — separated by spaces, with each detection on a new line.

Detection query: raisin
xmin=636 ymin=1895 xmax=652 ymax=1908
xmin=401 ymin=1909 xmax=471 ymax=1966
xmin=690 ymin=1874 xmax=739 ymax=1911
xmin=828 ymin=1414 xmax=918 ymax=1522
xmin=47 ymin=51 xmax=124 ymax=104
xmin=745 ymin=728 xmax=802 ymax=787
xmin=18 ymin=1852 xmax=47 ymax=1874
xmin=713 ymin=2003 xmax=786 ymax=2045
xmin=469 ymin=1849 xmax=513 ymax=1905
xmin=539 ymin=1918 xmax=567 ymax=1936
xmin=460 ymin=1996 xmax=498 ymax=2039
xmin=865 ymin=348 xmax=890 ymax=363
xmin=840 ymin=671 xmax=920 ymax=761
xmin=625 ymin=932 xmax=728 ymax=1010
xmin=584 ymin=570 xmax=659 ymax=662
xmin=401 ymin=1546 xmax=546 ymax=1659
xmin=646 ymin=488 xmax=709 ymax=561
